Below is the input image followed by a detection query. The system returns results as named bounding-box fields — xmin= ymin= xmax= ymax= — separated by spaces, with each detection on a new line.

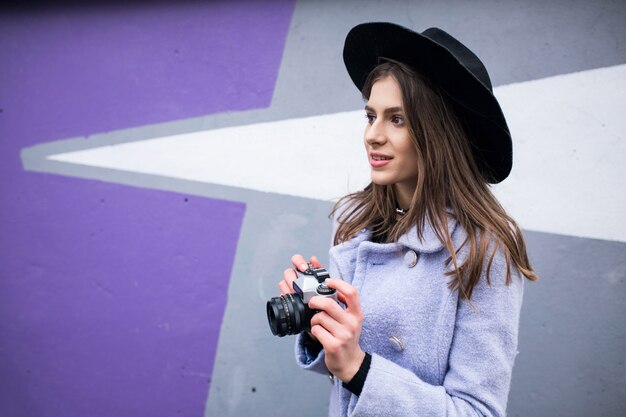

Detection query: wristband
xmin=342 ymin=352 xmax=371 ymax=396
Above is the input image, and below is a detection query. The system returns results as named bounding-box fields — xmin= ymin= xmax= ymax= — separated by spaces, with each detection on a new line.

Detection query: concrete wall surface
xmin=1 ymin=1 xmax=625 ymax=416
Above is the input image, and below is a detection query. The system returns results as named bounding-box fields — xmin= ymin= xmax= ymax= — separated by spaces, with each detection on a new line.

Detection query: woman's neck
xmin=394 ymin=182 xmax=415 ymax=211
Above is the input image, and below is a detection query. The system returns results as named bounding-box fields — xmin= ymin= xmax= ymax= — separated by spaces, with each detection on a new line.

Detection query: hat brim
xmin=343 ymin=22 xmax=512 ymax=183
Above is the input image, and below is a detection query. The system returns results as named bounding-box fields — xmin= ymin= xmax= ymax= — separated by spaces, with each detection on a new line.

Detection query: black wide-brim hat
xmin=343 ymin=22 xmax=512 ymax=183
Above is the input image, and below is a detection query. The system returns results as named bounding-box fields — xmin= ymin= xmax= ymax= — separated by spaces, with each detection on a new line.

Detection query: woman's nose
xmin=365 ymin=120 xmax=386 ymax=145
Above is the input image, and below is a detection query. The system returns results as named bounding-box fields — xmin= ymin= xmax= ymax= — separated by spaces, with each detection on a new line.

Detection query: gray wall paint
xmin=273 ymin=0 xmax=626 ymax=117
xmin=511 ymin=232 xmax=625 ymax=417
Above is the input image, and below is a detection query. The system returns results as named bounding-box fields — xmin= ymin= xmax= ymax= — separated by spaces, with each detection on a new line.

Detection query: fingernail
xmin=299 ymin=263 xmax=308 ymax=271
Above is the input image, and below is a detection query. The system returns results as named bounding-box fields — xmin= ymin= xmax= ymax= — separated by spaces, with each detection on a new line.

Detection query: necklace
xmin=395 ymin=207 xmax=408 ymax=215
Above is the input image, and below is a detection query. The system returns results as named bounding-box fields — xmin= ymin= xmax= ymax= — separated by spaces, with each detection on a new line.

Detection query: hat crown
xmin=421 ymin=27 xmax=493 ymax=91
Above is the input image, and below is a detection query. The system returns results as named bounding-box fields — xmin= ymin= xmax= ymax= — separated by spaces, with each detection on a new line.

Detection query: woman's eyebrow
xmin=364 ymin=105 xmax=404 ymax=115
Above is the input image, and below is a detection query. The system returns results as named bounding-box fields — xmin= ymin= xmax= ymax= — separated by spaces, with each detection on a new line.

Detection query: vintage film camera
xmin=266 ymin=264 xmax=338 ymax=337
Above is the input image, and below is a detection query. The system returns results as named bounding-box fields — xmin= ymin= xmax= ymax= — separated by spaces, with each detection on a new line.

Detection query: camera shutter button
xmin=317 ymin=284 xmax=336 ymax=295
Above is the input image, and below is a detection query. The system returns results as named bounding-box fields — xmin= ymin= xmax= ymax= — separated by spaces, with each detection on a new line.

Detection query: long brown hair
xmin=333 ymin=60 xmax=537 ymax=300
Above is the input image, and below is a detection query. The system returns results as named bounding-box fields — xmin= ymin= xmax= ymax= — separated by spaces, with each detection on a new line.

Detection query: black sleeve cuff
xmin=342 ymin=352 xmax=371 ymax=396
xmin=302 ymin=332 xmax=323 ymax=357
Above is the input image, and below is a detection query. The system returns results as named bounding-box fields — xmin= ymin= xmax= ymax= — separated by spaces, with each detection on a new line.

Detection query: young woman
xmin=279 ymin=22 xmax=537 ymax=417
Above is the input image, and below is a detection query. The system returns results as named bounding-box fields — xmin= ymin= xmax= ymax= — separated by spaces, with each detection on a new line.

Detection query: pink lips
xmin=369 ymin=152 xmax=393 ymax=168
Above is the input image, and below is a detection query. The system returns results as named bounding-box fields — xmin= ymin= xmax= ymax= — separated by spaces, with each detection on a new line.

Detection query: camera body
xmin=267 ymin=265 xmax=338 ymax=337
xmin=292 ymin=266 xmax=335 ymax=303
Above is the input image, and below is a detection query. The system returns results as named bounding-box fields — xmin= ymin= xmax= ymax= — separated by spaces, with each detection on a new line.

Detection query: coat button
xmin=388 ymin=335 xmax=405 ymax=352
xmin=404 ymin=250 xmax=418 ymax=268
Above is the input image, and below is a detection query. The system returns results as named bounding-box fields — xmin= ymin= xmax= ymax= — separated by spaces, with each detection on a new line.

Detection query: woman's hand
xmin=278 ymin=254 xmax=366 ymax=382
xmin=310 ymin=278 xmax=365 ymax=383
xmin=278 ymin=254 xmax=323 ymax=295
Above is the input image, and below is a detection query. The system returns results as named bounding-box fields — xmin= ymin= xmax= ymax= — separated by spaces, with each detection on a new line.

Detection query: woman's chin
xmin=370 ymin=173 xmax=394 ymax=186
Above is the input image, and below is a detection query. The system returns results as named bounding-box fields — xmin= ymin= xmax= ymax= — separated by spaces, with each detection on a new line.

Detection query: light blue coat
xmin=295 ymin=214 xmax=524 ymax=417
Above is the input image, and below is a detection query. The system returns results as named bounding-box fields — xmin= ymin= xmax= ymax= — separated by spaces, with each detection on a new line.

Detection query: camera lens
xmin=266 ymin=293 xmax=310 ymax=337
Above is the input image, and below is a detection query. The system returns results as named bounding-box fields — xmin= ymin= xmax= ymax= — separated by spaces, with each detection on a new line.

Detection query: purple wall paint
xmin=0 ymin=2 xmax=294 ymax=416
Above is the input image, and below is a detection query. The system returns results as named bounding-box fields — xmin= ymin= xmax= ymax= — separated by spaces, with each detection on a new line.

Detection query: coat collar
xmin=334 ymin=212 xmax=459 ymax=255
xmin=397 ymin=213 xmax=458 ymax=253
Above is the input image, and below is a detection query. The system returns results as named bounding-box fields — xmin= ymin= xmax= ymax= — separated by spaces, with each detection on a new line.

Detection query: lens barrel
xmin=266 ymin=293 xmax=310 ymax=337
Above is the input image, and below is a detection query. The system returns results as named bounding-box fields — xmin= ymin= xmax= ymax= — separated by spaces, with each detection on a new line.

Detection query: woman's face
xmin=364 ymin=76 xmax=419 ymax=203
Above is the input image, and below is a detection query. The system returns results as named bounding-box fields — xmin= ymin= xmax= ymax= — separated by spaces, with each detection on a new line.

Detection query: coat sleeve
xmin=349 ymin=258 xmax=525 ymax=417
xmin=294 ymin=332 xmax=330 ymax=375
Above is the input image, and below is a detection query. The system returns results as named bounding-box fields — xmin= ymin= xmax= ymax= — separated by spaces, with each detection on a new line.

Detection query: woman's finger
xmin=325 ymin=279 xmax=362 ymax=315
xmin=278 ymin=280 xmax=291 ymax=295
xmin=291 ymin=254 xmax=325 ymax=271
xmin=310 ymin=323 xmax=335 ymax=350
xmin=335 ymin=291 xmax=347 ymax=305
xmin=309 ymin=256 xmax=323 ymax=269
xmin=310 ymin=310 xmax=340 ymax=335
xmin=280 ymin=268 xmax=298 ymax=294
xmin=291 ymin=254 xmax=310 ymax=272
xmin=308 ymin=295 xmax=347 ymax=324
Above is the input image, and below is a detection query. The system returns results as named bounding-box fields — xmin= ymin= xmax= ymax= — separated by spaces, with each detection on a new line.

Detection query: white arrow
xmin=47 ymin=64 xmax=626 ymax=243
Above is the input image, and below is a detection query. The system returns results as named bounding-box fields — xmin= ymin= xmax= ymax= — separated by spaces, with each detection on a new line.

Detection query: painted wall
xmin=2 ymin=1 xmax=625 ymax=416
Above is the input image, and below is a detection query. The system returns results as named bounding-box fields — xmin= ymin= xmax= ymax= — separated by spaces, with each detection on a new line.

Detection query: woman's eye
xmin=365 ymin=113 xmax=375 ymax=124
xmin=391 ymin=115 xmax=405 ymax=125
